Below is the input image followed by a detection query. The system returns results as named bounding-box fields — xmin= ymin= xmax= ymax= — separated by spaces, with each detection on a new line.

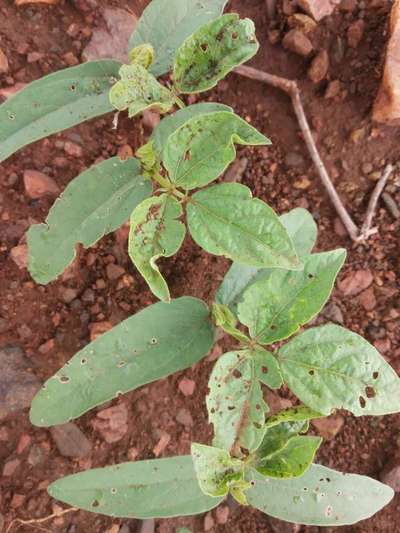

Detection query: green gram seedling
xmin=1 ymin=0 xmax=399 ymax=527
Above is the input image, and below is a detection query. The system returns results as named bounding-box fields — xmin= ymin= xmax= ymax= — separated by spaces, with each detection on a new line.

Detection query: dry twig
xmin=234 ymin=65 xmax=391 ymax=241
xmin=6 ymin=507 xmax=78 ymax=533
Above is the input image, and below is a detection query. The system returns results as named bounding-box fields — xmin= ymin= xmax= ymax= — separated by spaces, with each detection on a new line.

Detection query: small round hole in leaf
xmin=59 ymin=376 xmax=70 ymax=384
xmin=365 ymin=386 xmax=376 ymax=398
xmin=359 ymin=396 xmax=366 ymax=408
xmin=309 ymin=369 xmax=315 ymax=376
xmin=92 ymin=500 xmax=100 ymax=508
xmin=233 ymin=369 xmax=242 ymax=379
xmin=231 ymin=32 xmax=239 ymax=39
xmin=200 ymin=43 xmax=208 ymax=52
xmin=373 ymin=371 xmax=379 ymax=379
xmin=261 ymin=366 xmax=268 ymax=374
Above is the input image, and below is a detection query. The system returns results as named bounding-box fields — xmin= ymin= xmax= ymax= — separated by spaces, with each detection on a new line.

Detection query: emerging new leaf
xmin=187 ymin=183 xmax=300 ymax=269
xmin=173 ymin=14 xmax=259 ymax=93
xmin=27 ymin=157 xmax=152 ymax=284
xmin=109 ymin=64 xmax=174 ymax=118
xmin=129 ymin=0 xmax=228 ymax=77
xmin=278 ymin=324 xmax=400 ymax=416
xmin=215 ymin=208 xmax=317 ymax=313
xmin=0 ymin=60 xmax=121 ymax=163
xmin=129 ymin=194 xmax=186 ymax=301
xmin=191 ymin=443 xmax=244 ymax=497
xmin=257 ymin=420 xmax=310 ymax=458
xmin=246 ymin=464 xmax=394 ymax=526
xmin=265 ymin=405 xmax=322 ymax=428
xmin=129 ymin=44 xmax=155 ymax=69
xmin=30 ymin=297 xmax=214 ymax=426
xmin=163 ymin=111 xmax=270 ymax=190
xmin=48 ymin=456 xmax=223 ymax=518
xmin=237 ymin=249 xmax=346 ymax=344
xmin=211 ymin=303 xmax=250 ymax=343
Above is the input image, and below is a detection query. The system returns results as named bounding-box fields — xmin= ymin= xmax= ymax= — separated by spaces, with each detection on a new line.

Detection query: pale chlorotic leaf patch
xmin=129 ymin=44 xmax=155 ymax=69
xmin=215 ymin=208 xmax=316 ymax=312
xmin=278 ymin=324 xmax=400 ymax=416
xmin=128 ymin=194 xmax=186 ymax=302
xmin=173 ymin=14 xmax=258 ymax=93
xmin=238 ymin=249 xmax=346 ymax=344
xmin=163 ymin=111 xmax=270 ymax=190
xmin=30 ymin=297 xmax=214 ymax=427
xmin=246 ymin=464 xmax=394 ymax=526
xmin=27 ymin=156 xmax=152 ymax=285
xmin=187 ymin=183 xmax=300 ymax=269
xmin=48 ymin=455 xmax=223 ymax=518
xmin=129 ymin=0 xmax=228 ymax=77
xmin=191 ymin=443 xmax=244 ymax=497
xmin=0 ymin=60 xmax=121 ymax=163
xmin=109 ymin=64 xmax=175 ymax=118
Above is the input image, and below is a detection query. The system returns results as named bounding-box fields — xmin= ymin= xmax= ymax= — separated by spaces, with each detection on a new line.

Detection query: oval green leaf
xmin=129 ymin=0 xmax=228 ymax=77
xmin=257 ymin=420 xmax=310 ymax=459
xmin=246 ymin=464 xmax=394 ymax=525
xmin=27 ymin=157 xmax=151 ymax=285
xmin=187 ymin=183 xmax=300 ymax=269
xmin=215 ymin=208 xmax=317 ymax=312
xmin=163 ymin=111 xmax=270 ymax=190
xmin=237 ymin=249 xmax=346 ymax=344
xmin=48 ymin=455 xmax=223 ymax=518
xmin=0 ymin=60 xmax=121 ymax=163
xmin=30 ymin=297 xmax=214 ymax=426
xmin=109 ymin=64 xmax=174 ymax=118
xmin=278 ymin=324 xmax=400 ymax=416
xmin=128 ymin=194 xmax=186 ymax=302
xmin=173 ymin=14 xmax=258 ymax=93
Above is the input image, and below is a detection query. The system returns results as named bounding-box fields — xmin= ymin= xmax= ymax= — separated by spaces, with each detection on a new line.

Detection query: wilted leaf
xmin=173 ymin=14 xmax=258 ymax=93
xmin=128 ymin=194 xmax=185 ymax=301
xmin=163 ymin=111 xmax=270 ymax=190
xmin=278 ymin=324 xmax=400 ymax=416
xmin=48 ymin=455 xmax=223 ymax=518
xmin=0 ymin=60 xmax=121 ymax=163
xmin=109 ymin=64 xmax=174 ymax=118
xmin=187 ymin=183 xmax=300 ymax=269
xmin=129 ymin=0 xmax=228 ymax=77
xmin=30 ymin=297 xmax=214 ymax=426
xmin=27 ymin=157 xmax=152 ymax=284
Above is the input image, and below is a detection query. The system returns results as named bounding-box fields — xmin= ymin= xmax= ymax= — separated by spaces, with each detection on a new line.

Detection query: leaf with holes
xmin=265 ymin=405 xmax=322 ymax=429
xmin=187 ymin=183 xmax=300 ymax=269
xmin=151 ymin=102 xmax=232 ymax=160
xmin=48 ymin=455 xmax=223 ymax=518
xmin=27 ymin=157 xmax=151 ymax=285
xmin=206 ymin=351 xmax=268 ymax=453
xmin=173 ymin=14 xmax=258 ymax=93
xmin=0 ymin=60 xmax=121 ymax=163
xmin=30 ymin=297 xmax=214 ymax=427
xmin=109 ymin=64 xmax=175 ymax=118
xmin=254 ymin=348 xmax=283 ymax=390
xmin=129 ymin=0 xmax=228 ymax=77
xmin=163 ymin=111 xmax=270 ymax=190
xmin=128 ymin=194 xmax=185 ymax=302
xmin=278 ymin=324 xmax=400 ymax=416
xmin=238 ymin=249 xmax=346 ymax=344
xmin=246 ymin=464 xmax=394 ymax=526
xmin=215 ymin=208 xmax=316 ymax=313
xmin=255 ymin=435 xmax=321 ymax=479
xmin=191 ymin=443 xmax=244 ymax=497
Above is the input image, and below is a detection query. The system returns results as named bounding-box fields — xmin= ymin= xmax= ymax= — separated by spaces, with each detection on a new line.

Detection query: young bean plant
xmin=1 ymin=0 xmax=400 ymax=527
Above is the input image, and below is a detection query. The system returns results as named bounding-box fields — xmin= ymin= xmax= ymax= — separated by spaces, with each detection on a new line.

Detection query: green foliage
xmin=173 ymin=14 xmax=258 ymax=93
xmin=30 ymin=297 xmax=214 ymax=426
xmin=48 ymin=456 xmax=223 ymax=518
xmin=0 ymin=60 xmax=120 ymax=163
xmin=27 ymin=157 xmax=151 ymax=284
xmin=129 ymin=44 xmax=155 ymax=69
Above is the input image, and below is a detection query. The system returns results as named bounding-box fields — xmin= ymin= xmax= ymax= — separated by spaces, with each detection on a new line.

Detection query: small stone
xmin=362 ymin=162 xmax=373 ymax=174
xmin=216 ymin=504 xmax=230 ymax=525
xmin=63 ymin=52 xmax=79 ymax=66
xmin=10 ymin=244 xmax=28 ymax=269
xmin=204 ymin=512 xmax=215 ymax=531
xmin=340 ymin=0 xmax=357 ymax=11
xmin=11 ymin=494 xmax=25 ymax=508
xmin=17 ymin=433 xmax=32 ymax=454
xmin=3 ymin=458 xmax=21 ymax=476
xmin=325 ymin=80 xmax=342 ymax=99
xmin=27 ymin=445 xmax=47 ymax=466
xmin=106 ymin=263 xmax=125 ymax=280
xmin=142 ymin=110 xmax=160 ymax=131
xmin=297 ymin=0 xmax=339 ymax=21
xmin=380 ymin=457 xmax=400 ymax=492
xmin=178 ymin=377 xmax=196 ymax=397
xmin=89 ymin=321 xmax=112 ymax=341
xmin=51 ymin=422 xmax=92 ymax=458
xmin=0 ymin=83 xmax=26 ymax=100
xmin=127 ymin=447 xmax=139 ymax=460
xmin=117 ymin=144 xmax=133 ymax=160
xmin=140 ymin=519 xmax=155 ymax=533
xmin=39 ymin=338 xmax=55 ymax=354
xmin=60 ymin=287 xmax=79 ymax=304
xmin=282 ymin=29 xmax=313 ymax=57
xmin=224 ymin=157 xmax=248 ymax=183
xmin=0 ymin=345 xmax=41 ymax=421
xmin=308 ymin=50 xmax=329 ymax=83
xmin=357 ymin=287 xmax=377 ymax=311
xmin=293 ymin=177 xmax=311 ymax=189
xmin=0 ymin=49 xmax=9 ymax=74
xmin=24 ymin=169 xmax=59 ymax=199
xmin=152 ymin=432 xmax=171 ymax=457
xmin=374 ymin=337 xmax=391 ymax=354
xmin=0 ymin=318 xmax=8 ymax=333
xmin=92 ymin=403 xmax=129 ymax=443
xmin=285 ymin=151 xmax=305 ymax=168
xmin=288 ymin=13 xmax=317 ymax=34
xmin=64 ymin=141 xmax=83 ymax=158
xmin=338 ymin=270 xmax=373 ymax=296
xmin=176 ymin=407 xmax=193 ymax=427
xmin=333 ymin=217 xmax=347 ymax=237
xmin=27 ymin=51 xmax=44 ymax=63
xmin=322 ymin=302 xmax=344 ymax=324
xmin=311 ymin=415 xmax=344 ymax=440
xmin=347 ymin=20 xmax=365 ymax=48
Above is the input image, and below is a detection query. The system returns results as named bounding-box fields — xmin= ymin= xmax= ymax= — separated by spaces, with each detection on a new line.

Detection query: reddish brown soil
xmin=0 ymin=0 xmax=399 ymax=532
